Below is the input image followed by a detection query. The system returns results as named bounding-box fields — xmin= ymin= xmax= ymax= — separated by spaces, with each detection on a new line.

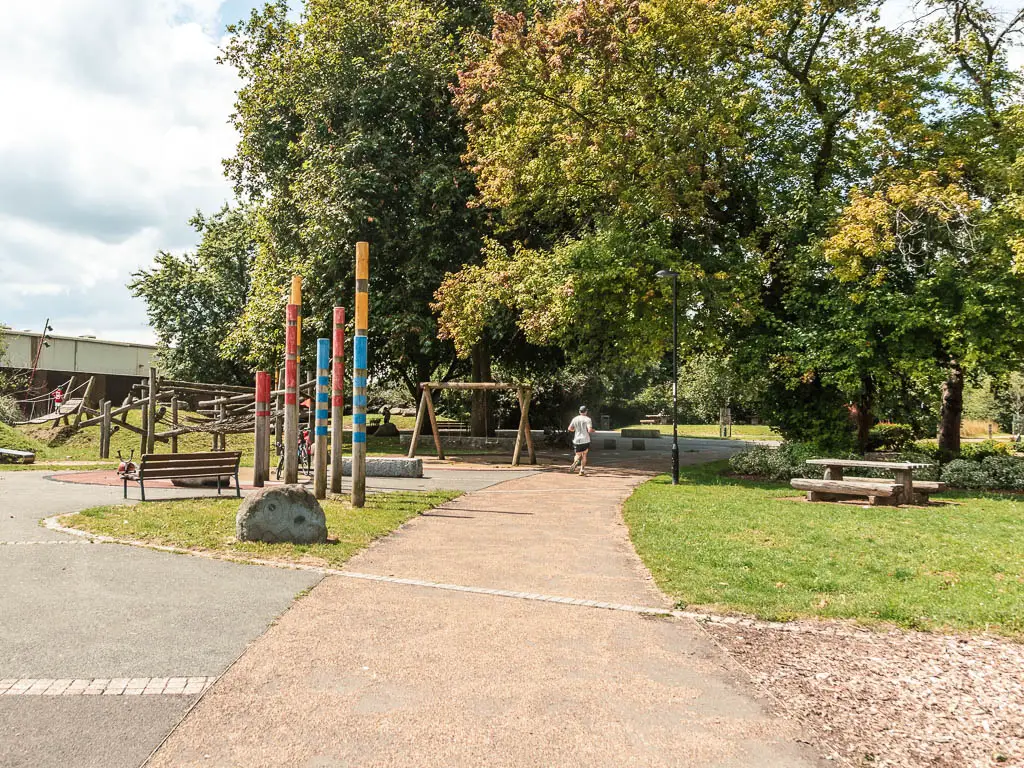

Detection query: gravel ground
xmin=703 ymin=621 xmax=1024 ymax=767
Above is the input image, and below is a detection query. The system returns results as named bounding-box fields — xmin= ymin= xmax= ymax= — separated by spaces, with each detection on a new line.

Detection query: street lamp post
xmin=656 ymin=269 xmax=680 ymax=485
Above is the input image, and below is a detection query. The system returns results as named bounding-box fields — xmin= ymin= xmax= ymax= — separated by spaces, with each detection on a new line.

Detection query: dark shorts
xmin=574 ymin=442 xmax=591 ymax=454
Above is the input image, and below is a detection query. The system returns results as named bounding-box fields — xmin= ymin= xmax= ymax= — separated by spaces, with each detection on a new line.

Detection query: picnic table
xmin=792 ymin=458 xmax=942 ymax=506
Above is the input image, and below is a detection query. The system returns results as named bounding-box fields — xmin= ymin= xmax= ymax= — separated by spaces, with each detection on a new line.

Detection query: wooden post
xmin=331 ymin=306 xmax=345 ymax=493
xmin=73 ymin=376 xmax=95 ymax=429
xmin=352 ymin=241 xmax=369 ymax=507
xmin=274 ymin=367 xmax=284 ymax=459
xmin=254 ymin=371 xmax=270 ymax=487
xmin=284 ymin=302 xmax=300 ymax=483
xmin=100 ymin=400 xmax=111 ymax=459
xmin=313 ymin=340 xmax=330 ymax=499
xmin=521 ymin=387 xmax=536 ymax=465
xmin=512 ymin=389 xmax=527 ymax=466
xmin=139 ymin=389 xmax=149 ymax=457
xmin=170 ymin=396 xmax=179 ymax=454
xmin=146 ymin=368 xmax=157 ymax=454
xmin=307 ymin=367 xmax=316 ymax=436
xmin=423 ymin=386 xmax=445 ymax=460
xmin=407 ymin=386 xmax=427 ymax=459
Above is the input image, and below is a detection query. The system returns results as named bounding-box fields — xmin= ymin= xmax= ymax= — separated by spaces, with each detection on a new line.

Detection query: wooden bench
xmin=791 ymin=477 xmax=903 ymax=506
xmin=123 ymin=451 xmax=242 ymax=501
xmin=435 ymin=420 xmax=468 ymax=432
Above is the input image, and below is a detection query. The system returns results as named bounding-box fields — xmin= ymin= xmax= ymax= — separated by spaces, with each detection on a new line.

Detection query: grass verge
xmin=63 ymin=490 xmax=460 ymax=568
xmin=618 ymin=423 xmax=782 ymax=440
xmin=623 ymin=462 xmax=1024 ymax=636
xmin=0 ymin=463 xmax=114 ymax=472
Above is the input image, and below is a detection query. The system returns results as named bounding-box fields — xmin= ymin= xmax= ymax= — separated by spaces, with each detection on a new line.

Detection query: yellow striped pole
xmin=352 ymin=242 xmax=369 ymax=507
xmin=284 ymin=302 xmax=299 ymax=484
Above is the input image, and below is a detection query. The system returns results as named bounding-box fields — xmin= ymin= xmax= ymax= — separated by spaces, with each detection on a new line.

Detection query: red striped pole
xmin=284 ymin=303 xmax=299 ymax=484
xmin=253 ymin=371 xmax=271 ymax=487
xmin=330 ymin=306 xmax=345 ymax=493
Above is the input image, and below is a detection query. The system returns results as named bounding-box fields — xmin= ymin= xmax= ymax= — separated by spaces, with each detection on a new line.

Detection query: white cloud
xmin=0 ymin=0 xmax=268 ymax=343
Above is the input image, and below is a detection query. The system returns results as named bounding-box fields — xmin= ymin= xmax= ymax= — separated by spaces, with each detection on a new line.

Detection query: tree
xmin=439 ymin=0 xmax=941 ymax=446
xmin=439 ymin=0 xmax=1024 ymax=451
xmin=130 ymin=207 xmax=257 ymax=385
xmin=220 ymin=0 xmax=498 ymax=396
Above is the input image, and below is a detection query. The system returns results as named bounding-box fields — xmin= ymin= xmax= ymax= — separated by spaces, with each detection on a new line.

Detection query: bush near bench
xmin=729 ymin=440 xmax=1024 ymax=491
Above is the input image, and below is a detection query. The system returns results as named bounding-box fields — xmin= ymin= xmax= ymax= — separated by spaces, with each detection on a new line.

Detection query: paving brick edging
xmin=0 ymin=677 xmax=215 ymax=697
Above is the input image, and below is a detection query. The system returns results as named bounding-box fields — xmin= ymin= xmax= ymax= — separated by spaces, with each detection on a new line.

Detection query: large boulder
xmin=236 ymin=485 xmax=327 ymax=544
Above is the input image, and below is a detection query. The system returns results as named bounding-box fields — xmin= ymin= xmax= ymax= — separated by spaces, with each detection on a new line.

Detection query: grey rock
xmin=236 ymin=485 xmax=327 ymax=544
xmin=372 ymin=422 xmax=399 ymax=437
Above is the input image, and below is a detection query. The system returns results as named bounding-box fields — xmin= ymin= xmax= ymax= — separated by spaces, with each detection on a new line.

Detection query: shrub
xmin=959 ymin=440 xmax=1014 ymax=461
xmin=0 ymin=394 xmax=21 ymax=426
xmin=728 ymin=442 xmax=827 ymax=481
xmin=940 ymin=459 xmax=991 ymax=489
xmin=867 ymin=422 xmax=914 ymax=451
xmin=979 ymin=457 xmax=1024 ymax=490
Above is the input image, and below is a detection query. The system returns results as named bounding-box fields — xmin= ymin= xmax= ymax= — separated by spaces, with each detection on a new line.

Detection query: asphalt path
xmin=0 ymin=466 xmax=533 ymax=768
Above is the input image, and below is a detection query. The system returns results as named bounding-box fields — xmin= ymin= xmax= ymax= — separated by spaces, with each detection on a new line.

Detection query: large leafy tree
xmin=130 ymin=207 xmax=257 ymax=385
xmin=220 ymin=0 xmax=500 ymax=397
xmin=438 ymin=0 xmax=1024 ymax=449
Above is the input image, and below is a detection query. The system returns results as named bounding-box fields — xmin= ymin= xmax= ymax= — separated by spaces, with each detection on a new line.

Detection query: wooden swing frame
xmin=406 ymin=382 xmax=536 ymax=466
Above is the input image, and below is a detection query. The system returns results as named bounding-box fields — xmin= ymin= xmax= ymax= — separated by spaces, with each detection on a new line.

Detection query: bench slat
xmin=791 ymin=478 xmax=902 ymax=497
xmin=842 ymin=476 xmax=946 ymax=492
xmin=136 ymin=467 xmax=238 ymax=481
xmin=141 ymin=451 xmax=240 ymax=463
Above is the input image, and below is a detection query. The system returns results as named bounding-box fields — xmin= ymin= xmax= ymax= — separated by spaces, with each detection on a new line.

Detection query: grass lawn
xmin=63 ymin=489 xmax=460 ymax=568
xmin=0 ymin=463 xmax=115 ymax=472
xmin=623 ymin=462 xmax=1024 ymax=636
xmin=619 ymin=423 xmax=782 ymax=440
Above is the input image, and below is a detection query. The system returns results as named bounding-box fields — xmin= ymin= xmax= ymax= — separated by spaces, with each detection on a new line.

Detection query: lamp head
xmin=656 ymin=269 xmax=679 ymax=279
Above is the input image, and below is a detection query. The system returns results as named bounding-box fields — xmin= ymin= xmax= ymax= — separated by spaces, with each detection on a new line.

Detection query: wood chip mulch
xmin=703 ymin=621 xmax=1024 ymax=767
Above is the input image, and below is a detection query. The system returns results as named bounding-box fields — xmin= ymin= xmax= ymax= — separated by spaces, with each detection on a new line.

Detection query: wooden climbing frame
xmin=407 ymin=382 xmax=536 ymax=466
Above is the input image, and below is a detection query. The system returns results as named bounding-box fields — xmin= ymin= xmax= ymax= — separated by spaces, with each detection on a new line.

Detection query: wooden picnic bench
xmin=793 ymin=458 xmax=944 ymax=506
xmin=123 ymin=451 xmax=242 ymax=501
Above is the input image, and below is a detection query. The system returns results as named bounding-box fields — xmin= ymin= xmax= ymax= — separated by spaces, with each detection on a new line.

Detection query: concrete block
xmin=631 ymin=439 xmax=646 ymax=451
xmin=621 ymin=429 xmax=661 ymax=439
xmin=341 ymin=457 xmax=423 ymax=478
xmin=603 ymin=438 xmax=617 ymax=450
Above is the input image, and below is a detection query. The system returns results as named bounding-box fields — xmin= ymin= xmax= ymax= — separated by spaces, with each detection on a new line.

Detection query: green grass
xmin=10 ymin=411 xmax=495 ymax=466
xmin=623 ymin=462 xmax=1024 ymax=636
xmin=64 ymin=490 xmax=460 ymax=568
xmin=619 ymin=423 xmax=782 ymax=440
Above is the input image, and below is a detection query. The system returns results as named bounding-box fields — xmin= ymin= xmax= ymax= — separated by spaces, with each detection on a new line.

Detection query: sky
xmin=0 ymin=0 xmax=1019 ymax=346
xmin=0 ymin=0 xmax=293 ymax=344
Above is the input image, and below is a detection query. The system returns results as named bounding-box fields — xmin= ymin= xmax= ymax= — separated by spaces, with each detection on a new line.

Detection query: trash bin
xmin=600 ymin=414 xmax=611 ymax=430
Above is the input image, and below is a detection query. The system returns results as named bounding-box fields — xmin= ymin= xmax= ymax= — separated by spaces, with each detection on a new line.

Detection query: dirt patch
xmin=705 ymin=621 xmax=1024 ymax=767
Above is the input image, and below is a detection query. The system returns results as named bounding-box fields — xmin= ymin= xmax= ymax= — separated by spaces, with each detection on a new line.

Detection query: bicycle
xmin=276 ymin=429 xmax=313 ymax=480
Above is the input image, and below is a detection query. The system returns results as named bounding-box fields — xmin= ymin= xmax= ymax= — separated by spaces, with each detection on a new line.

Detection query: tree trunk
xmin=855 ymin=375 xmax=874 ymax=454
xmin=470 ymin=342 xmax=492 ymax=437
xmin=938 ymin=362 xmax=964 ymax=458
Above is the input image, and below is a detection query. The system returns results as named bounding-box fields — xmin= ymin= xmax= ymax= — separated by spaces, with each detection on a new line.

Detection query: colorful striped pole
xmin=253 ymin=371 xmax=271 ymax=487
xmin=352 ymin=242 xmax=369 ymax=507
xmin=290 ymin=276 xmax=302 ymax=372
xmin=313 ymin=339 xmax=330 ymax=499
xmin=330 ymin=306 xmax=345 ymax=493
xmin=284 ymin=302 xmax=299 ymax=484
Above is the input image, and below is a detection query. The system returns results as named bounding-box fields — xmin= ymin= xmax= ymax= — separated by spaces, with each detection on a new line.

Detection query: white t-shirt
xmin=569 ymin=415 xmax=593 ymax=444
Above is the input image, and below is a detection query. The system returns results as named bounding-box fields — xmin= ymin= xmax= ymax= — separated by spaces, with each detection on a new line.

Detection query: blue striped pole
xmin=352 ymin=242 xmax=369 ymax=507
xmin=313 ymin=338 xmax=330 ymax=499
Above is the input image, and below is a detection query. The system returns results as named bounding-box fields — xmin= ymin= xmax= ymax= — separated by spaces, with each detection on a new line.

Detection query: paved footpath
xmin=149 ymin=465 xmax=821 ymax=767
xmin=0 ymin=466 xmax=533 ymax=768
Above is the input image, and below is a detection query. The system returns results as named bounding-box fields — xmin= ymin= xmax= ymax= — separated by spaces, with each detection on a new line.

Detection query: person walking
xmin=568 ymin=405 xmax=594 ymax=476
